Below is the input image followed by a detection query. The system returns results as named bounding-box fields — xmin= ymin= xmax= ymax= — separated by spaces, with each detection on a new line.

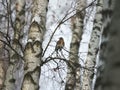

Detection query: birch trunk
xmin=0 ymin=60 xmax=5 ymax=89
xmin=82 ymin=0 xmax=103 ymax=90
xmin=65 ymin=0 xmax=86 ymax=90
xmin=0 ymin=35 xmax=9 ymax=89
xmin=94 ymin=0 xmax=120 ymax=90
xmin=3 ymin=0 xmax=25 ymax=90
xmin=21 ymin=0 xmax=48 ymax=90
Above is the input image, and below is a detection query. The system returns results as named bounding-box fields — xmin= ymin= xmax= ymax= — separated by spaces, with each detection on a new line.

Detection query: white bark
xmin=0 ymin=61 xmax=4 ymax=89
xmin=82 ymin=0 xmax=103 ymax=90
xmin=3 ymin=0 xmax=25 ymax=90
xmin=0 ymin=37 xmax=8 ymax=89
xmin=21 ymin=0 xmax=48 ymax=90
xmin=65 ymin=0 xmax=86 ymax=90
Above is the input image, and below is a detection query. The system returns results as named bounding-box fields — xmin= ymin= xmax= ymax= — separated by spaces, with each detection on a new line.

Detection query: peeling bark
xmin=65 ymin=0 xmax=86 ymax=90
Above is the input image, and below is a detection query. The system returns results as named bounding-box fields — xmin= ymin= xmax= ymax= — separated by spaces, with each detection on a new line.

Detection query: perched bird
xmin=55 ymin=37 xmax=64 ymax=53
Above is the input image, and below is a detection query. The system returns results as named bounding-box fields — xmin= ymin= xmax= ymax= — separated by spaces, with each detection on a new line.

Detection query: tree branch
xmin=42 ymin=0 xmax=97 ymax=57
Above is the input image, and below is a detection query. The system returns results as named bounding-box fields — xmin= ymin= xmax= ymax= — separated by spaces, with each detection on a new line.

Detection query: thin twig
xmin=42 ymin=56 xmax=94 ymax=72
xmin=0 ymin=39 xmax=24 ymax=60
xmin=42 ymin=0 xmax=97 ymax=57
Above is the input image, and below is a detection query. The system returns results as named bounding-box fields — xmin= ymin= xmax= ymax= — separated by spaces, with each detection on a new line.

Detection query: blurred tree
xmin=95 ymin=0 xmax=120 ymax=90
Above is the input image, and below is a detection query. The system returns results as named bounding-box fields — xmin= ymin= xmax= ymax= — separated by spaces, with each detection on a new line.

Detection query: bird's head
xmin=59 ymin=37 xmax=63 ymax=40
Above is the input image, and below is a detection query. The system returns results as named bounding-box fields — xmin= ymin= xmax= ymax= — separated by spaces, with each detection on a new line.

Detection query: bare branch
xmin=42 ymin=0 xmax=97 ymax=57
xmin=0 ymin=39 xmax=24 ymax=60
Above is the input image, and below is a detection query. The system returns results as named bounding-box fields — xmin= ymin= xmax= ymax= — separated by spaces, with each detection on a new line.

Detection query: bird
xmin=55 ymin=37 xmax=64 ymax=53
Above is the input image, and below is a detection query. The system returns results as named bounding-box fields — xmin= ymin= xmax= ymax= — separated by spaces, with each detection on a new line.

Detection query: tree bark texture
xmin=0 ymin=35 xmax=9 ymax=89
xmin=65 ymin=0 xmax=86 ymax=90
xmin=82 ymin=0 xmax=103 ymax=90
xmin=94 ymin=0 xmax=120 ymax=90
xmin=3 ymin=0 xmax=25 ymax=90
xmin=21 ymin=0 xmax=48 ymax=90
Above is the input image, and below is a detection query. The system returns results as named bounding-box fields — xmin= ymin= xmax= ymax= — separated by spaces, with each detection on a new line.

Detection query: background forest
xmin=0 ymin=0 xmax=120 ymax=90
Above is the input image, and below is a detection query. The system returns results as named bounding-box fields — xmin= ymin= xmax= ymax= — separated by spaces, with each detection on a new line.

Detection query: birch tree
xmin=0 ymin=1 xmax=9 ymax=90
xmin=94 ymin=0 xmax=120 ymax=90
xmin=82 ymin=0 xmax=103 ymax=90
xmin=21 ymin=0 xmax=48 ymax=90
xmin=3 ymin=0 xmax=25 ymax=90
xmin=65 ymin=0 xmax=86 ymax=90
xmin=0 ymin=43 xmax=5 ymax=89
xmin=0 ymin=35 xmax=9 ymax=89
